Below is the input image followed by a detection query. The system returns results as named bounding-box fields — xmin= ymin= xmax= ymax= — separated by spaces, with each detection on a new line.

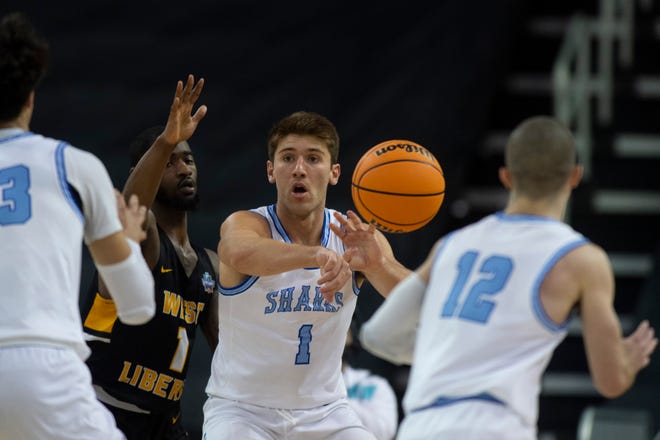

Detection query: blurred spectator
xmin=344 ymin=322 xmax=399 ymax=440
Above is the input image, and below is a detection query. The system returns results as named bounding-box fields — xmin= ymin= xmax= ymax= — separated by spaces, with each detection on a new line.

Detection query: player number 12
xmin=441 ymin=251 xmax=513 ymax=323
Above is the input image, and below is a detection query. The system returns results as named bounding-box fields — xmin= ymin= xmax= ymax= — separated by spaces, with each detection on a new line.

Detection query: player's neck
xmin=0 ymin=118 xmax=27 ymax=131
xmin=154 ymin=207 xmax=189 ymax=243
xmin=1 ymin=102 xmax=32 ymax=130
xmin=275 ymin=203 xmax=325 ymax=246
xmin=504 ymin=195 xmax=568 ymax=221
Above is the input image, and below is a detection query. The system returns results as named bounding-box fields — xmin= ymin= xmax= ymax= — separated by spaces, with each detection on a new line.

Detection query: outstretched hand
xmin=162 ymin=74 xmax=207 ymax=145
xmin=116 ymin=190 xmax=148 ymax=243
xmin=330 ymin=210 xmax=384 ymax=273
xmin=623 ymin=320 xmax=658 ymax=372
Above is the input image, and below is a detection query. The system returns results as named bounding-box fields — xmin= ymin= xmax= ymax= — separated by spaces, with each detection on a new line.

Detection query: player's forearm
xmin=591 ymin=352 xmax=636 ymax=398
xmin=585 ymin=320 xmax=638 ymax=398
xmin=123 ymin=135 xmax=176 ymax=210
xmin=220 ymin=237 xmax=319 ymax=277
xmin=361 ymin=256 xmax=411 ymax=298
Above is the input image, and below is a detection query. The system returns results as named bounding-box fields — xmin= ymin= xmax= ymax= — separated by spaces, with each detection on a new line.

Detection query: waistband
xmin=411 ymin=392 xmax=504 ymax=414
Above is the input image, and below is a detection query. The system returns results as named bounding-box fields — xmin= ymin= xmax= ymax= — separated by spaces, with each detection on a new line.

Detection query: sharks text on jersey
xmin=264 ymin=285 xmax=344 ymax=314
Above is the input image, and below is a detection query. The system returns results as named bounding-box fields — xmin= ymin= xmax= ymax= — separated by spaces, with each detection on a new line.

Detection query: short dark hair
xmin=0 ymin=12 xmax=49 ymax=121
xmin=128 ymin=125 xmax=164 ymax=167
xmin=267 ymin=111 xmax=340 ymax=163
xmin=505 ymin=116 xmax=576 ymax=198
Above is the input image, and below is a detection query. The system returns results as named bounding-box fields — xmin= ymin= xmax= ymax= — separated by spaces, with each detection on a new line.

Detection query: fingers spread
xmin=191 ymin=77 xmax=205 ymax=101
xmin=193 ymin=105 xmax=208 ymax=123
xmin=347 ymin=210 xmax=362 ymax=223
xmin=184 ymin=74 xmax=195 ymax=95
xmin=328 ymin=222 xmax=346 ymax=239
xmin=170 ymin=96 xmax=181 ymax=115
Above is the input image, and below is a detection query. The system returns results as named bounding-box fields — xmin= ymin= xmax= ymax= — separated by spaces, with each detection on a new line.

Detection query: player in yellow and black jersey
xmin=82 ymin=76 xmax=219 ymax=440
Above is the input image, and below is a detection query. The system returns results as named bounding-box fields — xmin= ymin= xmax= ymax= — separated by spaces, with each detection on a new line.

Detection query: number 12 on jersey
xmin=441 ymin=251 xmax=513 ymax=323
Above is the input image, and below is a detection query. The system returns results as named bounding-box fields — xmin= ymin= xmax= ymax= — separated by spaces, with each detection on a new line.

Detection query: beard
xmin=155 ymin=188 xmax=200 ymax=211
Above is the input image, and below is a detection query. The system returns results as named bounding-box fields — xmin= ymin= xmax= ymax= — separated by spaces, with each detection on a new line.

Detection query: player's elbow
xmin=359 ymin=325 xmax=408 ymax=366
xmin=359 ymin=324 xmax=381 ymax=353
xmin=224 ymin=251 xmax=250 ymax=272
xmin=218 ymin=241 xmax=251 ymax=272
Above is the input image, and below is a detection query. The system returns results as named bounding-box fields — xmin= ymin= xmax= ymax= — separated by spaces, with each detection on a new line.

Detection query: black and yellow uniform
xmin=83 ymin=227 xmax=216 ymax=439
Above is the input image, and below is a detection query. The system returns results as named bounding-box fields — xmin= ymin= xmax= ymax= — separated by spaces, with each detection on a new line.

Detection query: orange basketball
xmin=351 ymin=139 xmax=445 ymax=233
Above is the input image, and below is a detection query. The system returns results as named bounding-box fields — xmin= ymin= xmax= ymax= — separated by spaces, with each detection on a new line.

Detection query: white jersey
xmin=0 ymin=128 xmax=121 ymax=360
xmin=403 ymin=212 xmax=587 ymax=427
xmin=206 ymin=205 xmax=359 ymax=409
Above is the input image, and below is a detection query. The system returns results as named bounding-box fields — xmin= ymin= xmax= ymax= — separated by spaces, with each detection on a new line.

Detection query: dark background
xmin=14 ymin=1 xmax=655 ymax=439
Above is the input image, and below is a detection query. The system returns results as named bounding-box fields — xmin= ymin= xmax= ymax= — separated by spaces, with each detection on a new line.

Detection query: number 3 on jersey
xmin=441 ymin=251 xmax=513 ymax=323
xmin=0 ymin=165 xmax=31 ymax=225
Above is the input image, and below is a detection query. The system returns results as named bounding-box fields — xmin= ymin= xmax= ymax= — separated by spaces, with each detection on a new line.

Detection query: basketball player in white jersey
xmin=359 ymin=116 xmax=658 ymax=440
xmin=0 ymin=12 xmax=155 ymax=440
xmin=202 ymin=111 xmax=410 ymax=439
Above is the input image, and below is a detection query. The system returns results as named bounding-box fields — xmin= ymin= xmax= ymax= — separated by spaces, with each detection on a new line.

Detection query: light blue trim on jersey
xmin=267 ymin=204 xmax=291 ymax=243
xmin=266 ymin=204 xmax=331 ymax=248
xmin=532 ymin=238 xmax=589 ymax=331
xmin=218 ymin=263 xmax=357 ymax=298
xmin=0 ymin=130 xmax=34 ymax=144
xmin=320 ymin=208 xmax=330 ymax=247
xmin=220 ymin=206 xmax=335 ymax=295
xmin=494 ymin=211 xmax=560 ymax=224
xmin=218 ymin=275 xmax=259 ymax=296
xmin=55 ymin=142 xmax=84 ymax=223
xmin=411 ymin=393 xmax=504 ymax=413
xmin=267 ymin=204 xmax=332 ymax=270
xmin=352 ymin=272 xmax=360 ymax=296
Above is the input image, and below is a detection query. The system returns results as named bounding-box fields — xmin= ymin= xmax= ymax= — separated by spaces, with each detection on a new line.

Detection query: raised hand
xmin=116 ymin=190 xmax=148 ymax=243
xmin=162 ymin=74 xmax=208 ymax=145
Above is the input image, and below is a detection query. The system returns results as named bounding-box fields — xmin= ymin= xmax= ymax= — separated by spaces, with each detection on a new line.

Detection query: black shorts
xmin=103 ymin=403 xmax=189 ymax=440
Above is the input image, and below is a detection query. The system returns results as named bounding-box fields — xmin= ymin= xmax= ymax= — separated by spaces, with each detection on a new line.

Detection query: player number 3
xmin=0 ymin=165 xmax=31 ymax=225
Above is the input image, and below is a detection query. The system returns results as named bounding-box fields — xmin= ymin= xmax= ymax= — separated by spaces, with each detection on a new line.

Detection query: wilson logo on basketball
xmin=373 ymin=142 xmax=436 ymax=161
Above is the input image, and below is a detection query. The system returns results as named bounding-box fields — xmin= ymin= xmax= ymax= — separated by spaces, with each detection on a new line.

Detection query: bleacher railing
xmin=552 ymin=0 xmax=636 ymax=181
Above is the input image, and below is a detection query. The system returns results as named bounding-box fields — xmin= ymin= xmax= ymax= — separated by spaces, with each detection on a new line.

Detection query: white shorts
xmin=202 ymin=395 xmax=377 ymax=440
xmin=397 ymin=400 xmax=535 ymax=440
xmin=0 ymin=345 xmax=125 ymax=440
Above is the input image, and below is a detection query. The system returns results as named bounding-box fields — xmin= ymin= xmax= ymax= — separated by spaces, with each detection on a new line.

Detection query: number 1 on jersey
xmin=441 ymin=251 xmax=513 ymax=323
xmin=295 ymin=324 xmax=313 ymax=364
xmin=169 ymin=327 xmax=189 ymax=373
